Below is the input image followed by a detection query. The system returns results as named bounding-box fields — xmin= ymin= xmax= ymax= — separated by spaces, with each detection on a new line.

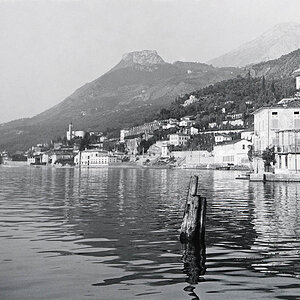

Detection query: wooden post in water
xmin=180 ymin=175 xmax=207 ymax=283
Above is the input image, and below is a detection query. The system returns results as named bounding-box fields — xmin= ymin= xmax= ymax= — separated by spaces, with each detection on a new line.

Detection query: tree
xmin=262 ymin=147 xmax=276 ymax=172
xmin=262 ymin=76 xmax=266 ymax=91
xmin=79 ymin=133 xmax=91 ymax=151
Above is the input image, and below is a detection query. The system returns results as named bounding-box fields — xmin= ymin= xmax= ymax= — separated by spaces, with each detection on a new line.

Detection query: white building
xmin=169 ymin=133 xmax=190 ymax=146
xmin=213 ymin=139 xmax=252 ymax=166
xmin=190 ymin=126 xmax=199 ymax=135
xmin=27 ymin=155 xmax=42 ymax=165
xmin=182 ymin=95 xmax=199 ymax=107
xmin=120 ymin=129 xmax=130 ymax=143
xmin=66 ymin=123 xmax=85 ymax=141
xmin=215 ymin=134 xmax=232 ymax=144
xmin=179 ymin=116 xmax=195 ymax=127
xmin=208 ymin=122 xmax=217 ymax=128
xmin=161 ymin=142 xmax=170 ymax=157
xmin=241 ymin=130 xmax=254 ymax=141
xmin=252 ymin=69 xmax=300 ymax=174
xmin=74 ymin=149 xmax=119 ymax=166
xmin=253 ymin=106 xmax=300 ymax=153
xmin=274 ymin=129 xmax=300 ymax=172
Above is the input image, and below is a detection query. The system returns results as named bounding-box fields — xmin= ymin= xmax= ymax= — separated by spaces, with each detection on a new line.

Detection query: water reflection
xmin=250 ymin=182 xmax=300 ymax=277
xmin=0 ymin=166 xmax=299 ymax=300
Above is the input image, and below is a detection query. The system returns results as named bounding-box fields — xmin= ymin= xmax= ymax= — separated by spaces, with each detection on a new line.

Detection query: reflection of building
xmin=250 ymin=183 xmax=299 ymax=274
xmin=213 ymin=139 xmax=251 ymax=166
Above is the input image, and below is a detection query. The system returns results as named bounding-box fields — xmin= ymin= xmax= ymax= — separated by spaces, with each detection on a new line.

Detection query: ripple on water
xmin=0 ymin=167 xmax=299 ymax=300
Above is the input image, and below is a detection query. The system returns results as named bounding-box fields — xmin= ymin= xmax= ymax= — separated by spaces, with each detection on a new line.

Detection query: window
xmin=223 ymin=155 xmax=234 ymax=162
xmin=294 ymin=111 xmax=300 ymax=129
xmin=271 ymin=119 xmax=279 ymax=129
xmin=271 ymin=112 xmax=279 ymax=129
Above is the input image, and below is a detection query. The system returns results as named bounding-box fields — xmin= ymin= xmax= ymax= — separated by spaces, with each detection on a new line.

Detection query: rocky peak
xmin=121 ymin=50 xmax=165 ymax=66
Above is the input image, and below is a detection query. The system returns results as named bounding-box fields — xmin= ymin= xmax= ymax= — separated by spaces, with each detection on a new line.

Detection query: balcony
xmin=275 ymin=145 xmax=300 ymax=153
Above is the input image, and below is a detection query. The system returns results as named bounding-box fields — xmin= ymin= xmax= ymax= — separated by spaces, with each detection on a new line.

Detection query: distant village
xmin=1 ymin=69 xmax=300 ymax=180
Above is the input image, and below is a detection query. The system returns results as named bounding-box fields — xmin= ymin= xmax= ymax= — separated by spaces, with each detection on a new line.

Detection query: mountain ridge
xmin=208 ymin=22 xmax=300 ymax=67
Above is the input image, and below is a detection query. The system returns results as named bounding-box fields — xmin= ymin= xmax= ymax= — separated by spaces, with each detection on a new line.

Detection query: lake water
xmin=0 ymin=166 xmax=299 ymax=300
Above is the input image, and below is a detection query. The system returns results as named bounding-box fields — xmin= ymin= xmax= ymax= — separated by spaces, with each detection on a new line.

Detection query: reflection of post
xmin=182 ymin=237 xmax=206 ymax=284
xmin=180 ymin=175 xmax=206 ymax=284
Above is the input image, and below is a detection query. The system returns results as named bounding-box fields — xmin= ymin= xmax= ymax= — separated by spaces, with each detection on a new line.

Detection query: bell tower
xmin=67 ymin=123 xmax=73 ymax=141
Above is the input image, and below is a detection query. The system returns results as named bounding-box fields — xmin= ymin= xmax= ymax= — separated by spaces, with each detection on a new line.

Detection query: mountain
xmin=248 ymin=48 xmax=300 ymax=79
xmin=208 ymin=22 xmax=300 ymax=67
xmin=0 ymin=50 xmax=242 ymax=152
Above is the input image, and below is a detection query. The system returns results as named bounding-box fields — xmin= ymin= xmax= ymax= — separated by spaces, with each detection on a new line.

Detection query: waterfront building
xmin=274 ymin=129 xmax=300 ymax=172
xmin=252 ymin=68 xmax=300 ymax=175
xmin=51 ymin=150 xmax=74 ymax=165
xmin=213 ymin=139 xmax=252 ymax=166
xmin=172 ymin=150 xmax=213 ymax=168
xmin=253 ymin=105 xmax=300 ymax=153
xmin=74 ymin=149 xmax=119 ymax=166
xmin=27 ymin=155 xmax=42 ymax=165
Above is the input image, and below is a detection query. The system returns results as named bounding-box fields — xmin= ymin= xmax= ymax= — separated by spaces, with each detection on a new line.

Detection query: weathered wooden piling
xmin=180 ymin=175 xmax=207 ymax=283
xmin=180 ymin=175 xmax=206 ymax=243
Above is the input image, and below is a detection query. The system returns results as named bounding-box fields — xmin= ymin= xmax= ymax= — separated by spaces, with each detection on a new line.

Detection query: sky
xmin=0 ymin=0 xmax=300 ymax=124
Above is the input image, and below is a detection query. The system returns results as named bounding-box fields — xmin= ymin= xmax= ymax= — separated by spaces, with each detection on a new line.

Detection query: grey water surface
xmin=0 ymin=166 xmax=299 ymax=300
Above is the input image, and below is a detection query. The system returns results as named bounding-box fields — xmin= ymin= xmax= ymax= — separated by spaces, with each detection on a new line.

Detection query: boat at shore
xmin=236 ymin=172 xmax=251 ymax=180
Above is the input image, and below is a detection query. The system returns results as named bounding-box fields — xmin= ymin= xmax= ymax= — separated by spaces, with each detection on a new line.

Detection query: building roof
xmin=253 ymin=100 xmax=300 ymax=114
xmin=293 ymin=68 xmax=300 ymax=77
xmin=214 ymin=139 xmax=251 ymax=146
xmin=81 ymin=149 xmax=108 ymax=153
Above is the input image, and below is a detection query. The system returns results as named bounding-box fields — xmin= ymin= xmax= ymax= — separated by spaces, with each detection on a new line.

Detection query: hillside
xmin=0 ymin=50 xmax=242 ymax=152
xmin=1 ymin=46 xmax=300 ymax=152
xmin=155 ymin=76 xmax=295 ymax=128
xmin=208 ymin=22 xmax=300 ymax=67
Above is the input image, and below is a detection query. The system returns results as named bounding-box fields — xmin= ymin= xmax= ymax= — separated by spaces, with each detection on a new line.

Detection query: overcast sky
xmin=0 ymin=0 xmax=300 ymax=123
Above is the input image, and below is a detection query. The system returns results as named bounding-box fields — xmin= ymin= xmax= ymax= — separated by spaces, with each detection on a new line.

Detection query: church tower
xmin=67 ymin=123 xmax=73 ymax=141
